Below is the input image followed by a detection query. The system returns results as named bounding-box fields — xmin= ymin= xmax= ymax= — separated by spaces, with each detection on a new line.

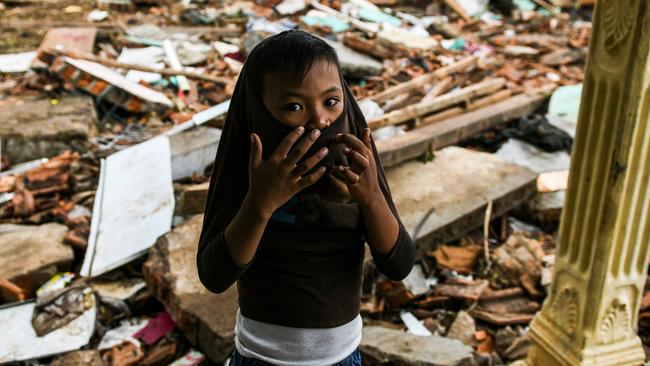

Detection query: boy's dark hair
xmin=245 ymin=30 xmax=341 ymax=93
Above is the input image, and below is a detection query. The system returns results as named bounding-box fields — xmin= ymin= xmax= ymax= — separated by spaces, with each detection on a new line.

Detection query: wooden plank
xmin=370 ymin=56 xmax=477 ymax=104
xmin=44 ymin=49 xmax=230 ymax=85
xmin=416 ymin=89 xmax=513 ymax=128
xmin=387 ymin=147 xmax=537 ymax=258
xmin=419 ymin=76 xmax=454 ymax=105
xmin=368 ymin=78 xmax=506 ymax=129
xmin=376 ymin=86 xmax=552 ymax=168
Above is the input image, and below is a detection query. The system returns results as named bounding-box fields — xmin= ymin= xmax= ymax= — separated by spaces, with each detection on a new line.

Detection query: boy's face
xmin=262 ymin=59 xmax=344 ymax=130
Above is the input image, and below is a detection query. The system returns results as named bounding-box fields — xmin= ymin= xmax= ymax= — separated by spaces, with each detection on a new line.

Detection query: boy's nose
xmin=307 ymin=110 xmax=330 ymax=130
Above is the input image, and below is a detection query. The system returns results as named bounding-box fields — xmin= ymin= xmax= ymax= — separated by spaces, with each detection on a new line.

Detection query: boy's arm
xmin=197 ymin=194 xmax=270 ymax=294
xmin=360 ymin=196 xmax=399 ymax=256
xmin=360 ymin=195 xmax=415 ymax=281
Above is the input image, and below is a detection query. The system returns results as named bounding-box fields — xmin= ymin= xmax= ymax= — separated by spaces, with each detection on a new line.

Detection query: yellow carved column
xmin=524 ymin=1 xmax=650 ymax=365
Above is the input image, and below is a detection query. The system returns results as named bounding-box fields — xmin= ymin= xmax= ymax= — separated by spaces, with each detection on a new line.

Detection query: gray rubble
xmin=0 ymin=223 xmax=73 ymax=295
xmin=0 ymin=96 xmax=96 ymax=164
xmin=143 ymin=214 xmax=239 ymax=363
xmin=361 ymin=326 xmax=476 ymax=366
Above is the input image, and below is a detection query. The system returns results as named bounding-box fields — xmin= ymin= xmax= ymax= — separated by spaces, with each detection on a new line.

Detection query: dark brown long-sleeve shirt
xmin=197 ymin=211 xmax=414 ymax=328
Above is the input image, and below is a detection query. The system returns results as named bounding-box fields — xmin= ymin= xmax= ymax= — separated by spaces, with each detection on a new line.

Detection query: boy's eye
xmin=325 ymin=98 xmax=339 ymax=107
xmin=283 ymin=103 xmax=303 ymax=112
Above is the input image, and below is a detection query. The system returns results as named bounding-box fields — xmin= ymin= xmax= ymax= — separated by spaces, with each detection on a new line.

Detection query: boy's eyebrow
xmin=320 ymin=86 xmax=342 ymax=96
xmin=279 ymin=86 xmax=342 ymax=98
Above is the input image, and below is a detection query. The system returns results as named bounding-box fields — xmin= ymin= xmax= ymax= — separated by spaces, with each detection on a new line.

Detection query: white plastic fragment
xmin=400 ymin=311 xmax=433 ymax=336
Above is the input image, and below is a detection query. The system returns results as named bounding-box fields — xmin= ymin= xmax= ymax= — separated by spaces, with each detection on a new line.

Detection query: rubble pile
xmin=362 ymin=229 xmax=554 ymax=364
xmin=3 ymin=0 xmax=642 ymax=365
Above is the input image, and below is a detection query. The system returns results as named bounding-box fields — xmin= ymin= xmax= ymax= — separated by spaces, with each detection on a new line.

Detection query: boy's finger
xmin=297 ymin=166 xmax=327 ymax=190
xmin=272 ymin=126 xmax=304 ymax=160
xmin=363 ymin=128 xmax=372 ymax=150
xmin=292 ymin=147 xmax=328 ymax=177
xmin=336 ymin=165 xmax=360 ymax=185
xmin=336 ymin=133 xmax=367 ymax=155
xmin=286 ymin=128 xmax=321 ymax=167
xmin=343 ymin=148 xmax=369 ymax=173
xmin=249 ymin=134 xmax=262 ymax=171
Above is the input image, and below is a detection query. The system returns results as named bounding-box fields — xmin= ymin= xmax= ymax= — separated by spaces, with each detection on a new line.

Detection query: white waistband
xmin=234 ymin=308 xmax=362 ymax=366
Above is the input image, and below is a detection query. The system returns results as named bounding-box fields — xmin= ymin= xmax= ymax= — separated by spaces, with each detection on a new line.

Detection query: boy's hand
xmin=334 ymin=128 xmax=382 ymax=207
xmin=248 ymin=126 xmax=329 ymax=218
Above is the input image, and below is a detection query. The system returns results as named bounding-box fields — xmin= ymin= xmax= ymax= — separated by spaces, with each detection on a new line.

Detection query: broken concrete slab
xmin=0 ymin=96 xmax=96 ymax=164
xmin=361 ymin=326 xmax=476 ymax=366
xmin=387 ymin=146 xmax=537 ymax=256
xmin=0 ymin=299 xmax=96 ymax=363
xmin=143 ymin=214 xmax=239 ymax=363
xmin=169 ymin=126 xmax=221 ymax=180
xmin=0 ymin=223 xmax=73 ymax=296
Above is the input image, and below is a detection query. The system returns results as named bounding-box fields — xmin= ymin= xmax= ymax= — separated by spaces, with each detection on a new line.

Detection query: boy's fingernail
xmin=250 ymin=134 xmax=255 ymax=143
xmin=344 ymin=147 xmax=350 ymax=153
xmin=312 ymin=129 xmax=321 ymax=138
xmin=297 ymin=126 xmax=304 ymax=133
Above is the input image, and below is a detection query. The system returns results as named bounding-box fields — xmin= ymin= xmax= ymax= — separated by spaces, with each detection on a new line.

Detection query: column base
xmin=526 ymin=313 xmax=646 ymax=366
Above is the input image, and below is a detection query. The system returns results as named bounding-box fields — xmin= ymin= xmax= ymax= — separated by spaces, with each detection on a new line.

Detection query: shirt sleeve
xmin=368 ymin=219 xmax=415 ymax=281
xmin=364 ymin=131 xmax=416 ymax=281
xmin=197 ymin=230 xmax=252 ymax=294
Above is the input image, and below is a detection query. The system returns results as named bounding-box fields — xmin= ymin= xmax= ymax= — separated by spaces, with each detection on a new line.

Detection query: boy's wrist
xmin=359 ymin=194 xmax=386 ymax=212
xmin=242 ymin=194 xmax=273 ymax=223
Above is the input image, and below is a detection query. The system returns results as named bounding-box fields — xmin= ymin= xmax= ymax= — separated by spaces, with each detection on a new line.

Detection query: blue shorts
xmin=228 ymin=347 xmax=362 ymax=366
